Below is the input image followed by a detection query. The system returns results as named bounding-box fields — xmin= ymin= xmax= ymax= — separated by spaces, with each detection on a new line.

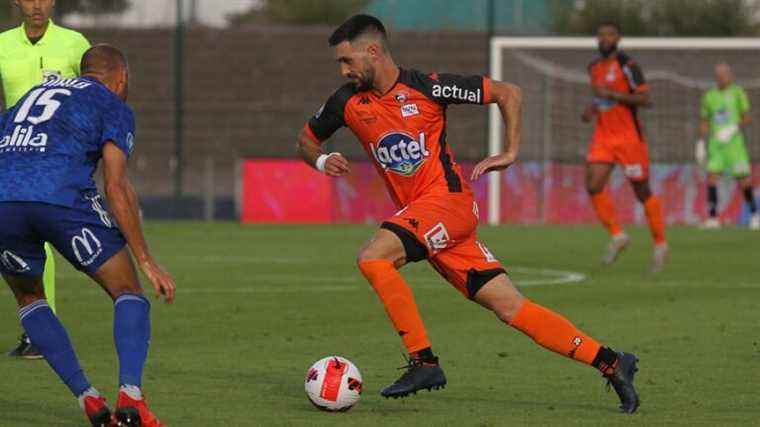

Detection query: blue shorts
xmin=0 ymin=193 xmax=127 ymax=277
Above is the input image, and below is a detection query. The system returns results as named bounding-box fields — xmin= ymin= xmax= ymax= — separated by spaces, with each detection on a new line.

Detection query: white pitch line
xmin=0 ymin=266 xmax=586 ymax=296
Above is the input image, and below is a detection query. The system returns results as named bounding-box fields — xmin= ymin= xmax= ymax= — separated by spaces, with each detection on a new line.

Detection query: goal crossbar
xmin=487 ymin=37 xmax=760 ymax=225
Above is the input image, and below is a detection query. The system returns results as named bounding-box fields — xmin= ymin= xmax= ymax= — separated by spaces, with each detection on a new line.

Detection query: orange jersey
xmin=588 ymin=52 xmax=648 ymax=144
xmin=304 ymin=68 xmax=492 ymax=207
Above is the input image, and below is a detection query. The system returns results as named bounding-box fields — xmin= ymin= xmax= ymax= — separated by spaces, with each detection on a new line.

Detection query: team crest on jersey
xmin=395 ymin=91 xmax=409 ymax=104
xmin=370 ymin=131 xmax=430 ymax=176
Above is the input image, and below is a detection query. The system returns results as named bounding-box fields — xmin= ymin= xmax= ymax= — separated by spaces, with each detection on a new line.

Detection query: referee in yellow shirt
xmin=0 ymin=0 xmax=90 ymax=358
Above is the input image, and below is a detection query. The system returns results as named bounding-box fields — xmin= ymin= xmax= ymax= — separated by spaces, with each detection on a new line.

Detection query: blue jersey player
xmin=0 ymin=45 xmax=175 ymax=427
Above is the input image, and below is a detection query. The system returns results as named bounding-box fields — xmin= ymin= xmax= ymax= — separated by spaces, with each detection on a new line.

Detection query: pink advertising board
xmin=241 ymin=159 xmax=759 ymax=225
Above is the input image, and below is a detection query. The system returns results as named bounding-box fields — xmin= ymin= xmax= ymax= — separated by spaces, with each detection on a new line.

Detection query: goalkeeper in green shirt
xmin=0 ymin=0 xmax=90 ymax=358
xmin=697 ymin=62 xmax=759 ymax=230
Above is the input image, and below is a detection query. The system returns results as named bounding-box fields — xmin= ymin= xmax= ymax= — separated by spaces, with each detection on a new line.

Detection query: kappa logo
xmin=71 ymin=228 xmax=103 ymax=267
xmin=370 ymin=131 xmax=430 ymax=176
xmin=424 ymin=222 xmax=450 ymax=253
xmin=1 ymin=250 xmax=31 ymax=273
xmin=432 ymin=84 xmax=481 ymax=103
xmin=400 ymin=103 xmax=420 ymax=118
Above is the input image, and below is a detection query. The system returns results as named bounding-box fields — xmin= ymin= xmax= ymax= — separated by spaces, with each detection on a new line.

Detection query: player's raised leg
xmin=473 ymin=274 xmax=640 ymax=413
xmin=2 ymin=273 xmax=112 ymax=426
xmin=586 ymin=162 xmax=629 ymax=264
xmin=356 ymin=227 xmax=446 ymax=398
xmin=630 ymin=179 xmax=668 ymax=272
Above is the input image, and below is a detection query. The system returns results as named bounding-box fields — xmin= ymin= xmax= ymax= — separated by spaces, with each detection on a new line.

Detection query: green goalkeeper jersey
xmin=0 ymin=20 xmax=90 ymax=108
xmin=700 ymin=83 xmax=750 ymax=143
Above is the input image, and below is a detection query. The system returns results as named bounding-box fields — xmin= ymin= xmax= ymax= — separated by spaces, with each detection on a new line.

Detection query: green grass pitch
xmin=1 ymin=222 xmax=758 ymax=426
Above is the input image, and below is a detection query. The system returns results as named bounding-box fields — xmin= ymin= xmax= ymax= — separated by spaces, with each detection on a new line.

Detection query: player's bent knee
xmin=472 ymin=273 xmax=525 ymax=322
xmin=492 ymin=297 xmax=525 ymax=323
xmin=356 ymin=228 xmax=408 ymax=266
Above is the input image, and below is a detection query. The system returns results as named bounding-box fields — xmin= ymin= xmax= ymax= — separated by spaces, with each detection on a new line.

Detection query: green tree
xmin=229 ymin=0 xmax=370 ymax=26
xmin=550 ymin=0 xmax=760 ymax=36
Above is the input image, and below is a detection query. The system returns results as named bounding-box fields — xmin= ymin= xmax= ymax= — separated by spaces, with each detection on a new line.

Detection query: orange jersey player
xmin=298 ymin=15 xmax=640 ymax=413
xmin=582 ymin=21 xmax=668 ymax=272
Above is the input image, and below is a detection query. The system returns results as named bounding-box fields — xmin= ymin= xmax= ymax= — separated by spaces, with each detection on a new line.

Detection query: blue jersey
xmin=0 ymin=76 xmax=134 ymax=207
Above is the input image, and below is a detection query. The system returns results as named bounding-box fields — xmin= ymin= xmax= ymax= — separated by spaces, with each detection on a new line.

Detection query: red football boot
xmin=81 ymin=394 xmax=113 ymax=427
xmin=114 ymin=389 xmax=165 ymax=427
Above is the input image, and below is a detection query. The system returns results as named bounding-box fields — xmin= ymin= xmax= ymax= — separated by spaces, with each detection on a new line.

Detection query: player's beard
xmin=352 ymin=63 xmax=375 ymax=92
xmin=598 ymin=42 xmax=618 ymax=58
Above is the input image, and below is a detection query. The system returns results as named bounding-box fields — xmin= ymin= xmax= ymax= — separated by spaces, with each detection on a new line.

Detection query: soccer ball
xmin=304 ymin=356 xmax=363 ymax=412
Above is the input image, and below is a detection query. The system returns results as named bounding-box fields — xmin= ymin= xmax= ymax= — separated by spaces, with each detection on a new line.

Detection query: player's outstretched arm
xmin=471 ymin=81 xmax=522 ymax=181
xmin=102 ymin=142 xmax=176 ymax=303
xmin=297 ymin=129 xmax=350 ymax=177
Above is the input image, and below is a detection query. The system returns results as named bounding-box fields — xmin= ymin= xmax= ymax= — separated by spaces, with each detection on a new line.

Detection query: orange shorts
xmin=587 ymin=136 xmax=650 ymax=181
xmin=381 ymin=192 xmax=506 ymax=298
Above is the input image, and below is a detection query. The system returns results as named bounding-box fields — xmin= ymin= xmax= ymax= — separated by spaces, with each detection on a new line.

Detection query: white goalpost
xmin=487 ymin=37 xmax=760 ymax=225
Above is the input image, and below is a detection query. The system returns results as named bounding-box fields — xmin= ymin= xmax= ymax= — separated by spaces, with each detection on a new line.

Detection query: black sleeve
xmin=403 ymin=69 xmax=489 ymax=106
xmin=307 ymin=84 xmax=354 ymax=142
xmin=619 ymin=55 xmax=647 ymax=92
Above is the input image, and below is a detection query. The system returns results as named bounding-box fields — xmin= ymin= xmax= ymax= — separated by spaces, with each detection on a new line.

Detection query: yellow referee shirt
xmin=0 ymin=20 xmax=90 ymax=108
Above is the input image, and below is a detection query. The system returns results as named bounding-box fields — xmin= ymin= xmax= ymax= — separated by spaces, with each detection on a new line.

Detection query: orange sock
xmin=358 ymin=259 xmax=431 ymax=353
xmin=644 ymin=196 xmax=666 ymax=244
xmin=590 ymin=191 xmax=623 ymax=236
xmin=508 ymin=299 xmax=602 ymax=366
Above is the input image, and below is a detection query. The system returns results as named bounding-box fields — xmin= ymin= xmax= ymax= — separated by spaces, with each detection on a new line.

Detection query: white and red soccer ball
xmin=304 ymin=356 xmax=363 ymax=411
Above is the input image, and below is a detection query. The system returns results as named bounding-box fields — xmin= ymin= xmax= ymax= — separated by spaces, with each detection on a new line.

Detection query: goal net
xmin=487 ymin=37 xmax=760 ymax=225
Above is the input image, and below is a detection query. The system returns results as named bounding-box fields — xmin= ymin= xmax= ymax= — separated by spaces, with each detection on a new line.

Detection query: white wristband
xmin=315 ymin=152 xmax=338 ymax=173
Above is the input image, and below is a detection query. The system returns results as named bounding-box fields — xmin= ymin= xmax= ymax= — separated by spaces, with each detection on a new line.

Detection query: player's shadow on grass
xmin=0 ymin=396 xmax=80 ymax=426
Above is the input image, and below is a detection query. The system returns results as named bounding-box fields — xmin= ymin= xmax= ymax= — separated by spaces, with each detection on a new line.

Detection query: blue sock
xmin=19 ymin=300 xmax=91 ymax=397
xmin=113 ymin=293 xmax=151 ymax=388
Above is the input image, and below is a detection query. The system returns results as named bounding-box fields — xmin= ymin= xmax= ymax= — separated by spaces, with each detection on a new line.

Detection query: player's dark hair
xmin=328 ymin=14 xmax=388 ymax=47
xmin=597 ymin=21 xmax=621 ymax=34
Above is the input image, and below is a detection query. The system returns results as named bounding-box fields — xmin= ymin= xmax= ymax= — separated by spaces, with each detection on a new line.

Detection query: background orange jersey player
xmin=297 ymin=14 xmax=640 ymax=413
xmin=582 ymin=22 xmax=668 ymax=272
